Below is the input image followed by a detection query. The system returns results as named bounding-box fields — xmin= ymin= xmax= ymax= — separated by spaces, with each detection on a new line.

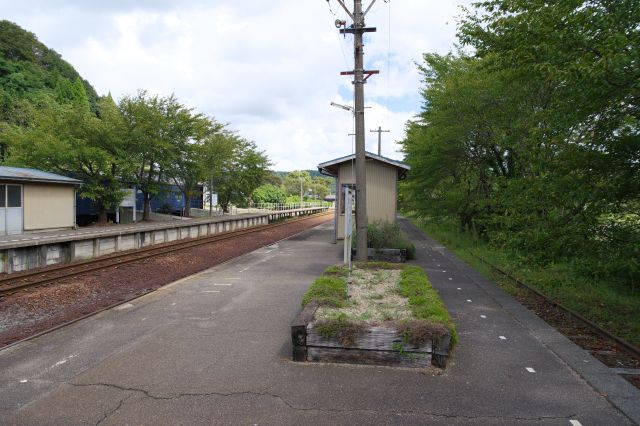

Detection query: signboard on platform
xmin=343 ymin=187 xmax=354 ymax=265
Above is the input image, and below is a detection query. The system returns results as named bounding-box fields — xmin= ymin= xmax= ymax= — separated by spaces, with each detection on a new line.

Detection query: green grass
xmin=301 ymin=276 xmax=348 ymax=308
xmin=411 ymin=216 xmax=640 ymax=347
xmin=302 ymin=262 xmax=457 ymax=348
xmin=398 ymin=266 xmax=457 ymax=345
xmin=301 ymin=265 xmax=349 ymax=307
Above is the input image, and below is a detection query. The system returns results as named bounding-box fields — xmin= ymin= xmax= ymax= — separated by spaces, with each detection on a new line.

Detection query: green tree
xmin=402 ymin=0 xmax=640 ymax=286
xmin=311 ymin=176 xmax=333 ymax=200
xmin=283 ymin=170 xmax=312 ymax=198
xmin=162 ymin=103 xmax=220 ymax=217
xmin=7 ymin=96 xmax=130 ymax=223
xmin=119 ymin=91 xmax=182 ymax=221
xmin=252 ymin=184 xmax=287 ymax=204
xmin=214 ymin=136 xmax=271 ymax=212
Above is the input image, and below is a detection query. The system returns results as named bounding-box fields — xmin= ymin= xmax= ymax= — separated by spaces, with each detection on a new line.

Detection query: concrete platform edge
xmin=407 ymin=221 xmax=640 ymax=425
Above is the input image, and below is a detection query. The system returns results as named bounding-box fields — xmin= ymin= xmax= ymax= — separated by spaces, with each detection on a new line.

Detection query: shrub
xmin=365 ymin=221 xmax=416 ymax=259
xmin=367 ymin=220 xmax=401 ymax=249
xmin=251 ymin=184 xmax=287 ymax=204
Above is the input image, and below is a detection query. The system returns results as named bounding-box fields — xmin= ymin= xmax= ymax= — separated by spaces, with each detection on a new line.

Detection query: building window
xmin=7 ymin=185 xmax=21 ymax=207
xmin=0 ymin=186 xmax=5 ymax=208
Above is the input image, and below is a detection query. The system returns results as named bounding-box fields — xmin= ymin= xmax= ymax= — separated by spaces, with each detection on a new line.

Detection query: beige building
xmin=318 ymin=152 xmax=410 ymax=241
xmin=0 ymin=166 xmax=81 ymax=235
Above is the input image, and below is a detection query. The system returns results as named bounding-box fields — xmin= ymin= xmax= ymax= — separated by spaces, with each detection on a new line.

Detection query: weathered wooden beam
xmin=290 ymin=301 xmax=319 ymax=362
xmin=432 ymin=334 xmax=451 ymax=368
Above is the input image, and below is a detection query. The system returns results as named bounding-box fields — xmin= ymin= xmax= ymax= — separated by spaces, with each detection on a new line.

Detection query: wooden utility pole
xmin=370 ymin=126 xmax=390 ymax=155
xmin=335 ymin=0 xmax=379 ymax=261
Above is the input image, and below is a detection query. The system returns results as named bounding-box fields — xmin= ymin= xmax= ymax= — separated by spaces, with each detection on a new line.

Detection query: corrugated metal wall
xmin=336 ymin=160 xmax=398 ymax=239
xmin=24 ymin=184 xmax=75 ymax=230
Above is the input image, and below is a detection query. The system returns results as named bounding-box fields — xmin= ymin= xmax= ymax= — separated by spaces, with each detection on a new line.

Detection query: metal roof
xmin=317 ymin=151 xmax=410 ymax=179
xmin=0 ymin=166 xmax=82 ymax=185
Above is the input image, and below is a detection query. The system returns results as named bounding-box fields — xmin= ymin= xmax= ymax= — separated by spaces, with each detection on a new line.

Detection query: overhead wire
xmin=326 ymin=1 xmax=356 ymax=161
xmin=385 ymin=0 xmax=391 ymax=157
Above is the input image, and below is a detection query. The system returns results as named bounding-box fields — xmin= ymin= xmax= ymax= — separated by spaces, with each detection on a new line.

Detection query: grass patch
xmin=398 ymin=266 xmax=457 ymax=346
xmin=410 ymin=215 xmax=640 ymax=347
xmin=307 ymin=262 xmax=457 ymax=350
xmin=323 ymin=264 xmax=350 ymax=277
xmin=301 ymin=266 xmax=349 ymax=307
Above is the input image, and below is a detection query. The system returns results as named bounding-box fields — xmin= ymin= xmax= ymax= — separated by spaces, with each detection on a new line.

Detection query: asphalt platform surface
xmin=0 ymin=219 xmax=638 ymax=425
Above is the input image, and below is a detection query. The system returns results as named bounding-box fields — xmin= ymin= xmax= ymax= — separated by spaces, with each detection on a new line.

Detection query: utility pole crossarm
xmin=339 ymin=27 xmax=376 ymax=34
xmin=370 ymin=126 xmax=390 ymax=156
xmin=340 ymin=69 xmax=379 ymax=83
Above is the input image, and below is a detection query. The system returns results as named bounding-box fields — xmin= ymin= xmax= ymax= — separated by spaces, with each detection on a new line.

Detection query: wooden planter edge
xmin=291 ymin=301 xmax=318 ymax=362
xmin=291 ymin=303 xmax=452 ymax=368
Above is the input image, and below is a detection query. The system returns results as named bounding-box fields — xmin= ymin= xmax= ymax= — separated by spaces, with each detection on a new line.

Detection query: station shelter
xmin=0 ymin=166 xmax=81 ymax=235
xmin=317 ymin=152 xmax=410 ymax=241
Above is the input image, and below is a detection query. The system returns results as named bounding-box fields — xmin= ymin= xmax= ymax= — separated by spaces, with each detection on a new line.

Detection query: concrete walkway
xmin=0 ymin=220 xmax=638 ymax=425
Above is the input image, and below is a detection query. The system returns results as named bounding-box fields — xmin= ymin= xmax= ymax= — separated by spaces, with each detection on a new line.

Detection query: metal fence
xmin=191 ymin=202 xmax=331 ymax=217
xmin=246 ymin=201 xmax=331 ymax=213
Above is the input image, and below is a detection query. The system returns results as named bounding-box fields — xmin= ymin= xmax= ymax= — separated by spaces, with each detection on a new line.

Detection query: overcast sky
xmin=2 ymin=0 xmax=473 ymax=171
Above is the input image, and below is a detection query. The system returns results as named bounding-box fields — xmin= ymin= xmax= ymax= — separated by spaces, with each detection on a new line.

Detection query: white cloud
xmin=1 ymin=0 xmax=473 ymax=170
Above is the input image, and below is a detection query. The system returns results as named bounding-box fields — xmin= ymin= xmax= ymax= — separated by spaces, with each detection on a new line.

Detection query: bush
xmin=251 ymin=184 xmax=287 ymax=204
xmin=367 ymin=220 xmax=401 ymax=249
xmin=365 ymin=221 xmax=416 ymax=259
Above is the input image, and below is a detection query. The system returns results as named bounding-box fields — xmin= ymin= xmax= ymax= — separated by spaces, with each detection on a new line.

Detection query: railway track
xmin=0 ymin=211 xmax=332 ymax=297
xmin=470 ymin=252 xmax=640 ymax=388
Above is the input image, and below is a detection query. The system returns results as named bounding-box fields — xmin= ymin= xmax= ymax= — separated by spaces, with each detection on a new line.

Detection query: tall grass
xmin=410 ymin=215 xmax=640 ymax=347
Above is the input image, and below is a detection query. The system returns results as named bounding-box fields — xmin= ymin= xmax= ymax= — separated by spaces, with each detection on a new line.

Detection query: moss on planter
xmin=314 ymin=312 xmax=367 ymax=347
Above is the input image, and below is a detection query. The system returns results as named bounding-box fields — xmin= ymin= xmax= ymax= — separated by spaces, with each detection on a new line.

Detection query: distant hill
xmin=274 ymin=170 xmax=326 ymax=179
xmin=0 ymin=20 xmax=100 ymax=125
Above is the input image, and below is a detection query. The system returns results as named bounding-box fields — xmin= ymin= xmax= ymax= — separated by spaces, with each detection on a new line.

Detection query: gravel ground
xmin=0 ymin=214 xmax=331 ymax=348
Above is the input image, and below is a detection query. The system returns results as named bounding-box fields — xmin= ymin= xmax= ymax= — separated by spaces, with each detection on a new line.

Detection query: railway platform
xmin=0 ymin=219 xmax=638 ymax=424
xmin=0 ymin=206 xmax=328 ymax=274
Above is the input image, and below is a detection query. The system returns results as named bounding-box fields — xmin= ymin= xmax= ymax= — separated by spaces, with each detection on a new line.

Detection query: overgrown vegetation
xmin=398 ymin=266 xmax=457 ymax=345
xmin=400 ymin=1 xmax=640 ymax=291
xmin=413 ymin=215 xmax=640 ymax=347
xmin=366 ymin=221 xmax=416 ymax=260
xmin=303 ymin=263 xmax=456 ymax=349
xmin=315 ymin=312 xmax=367 ymax=347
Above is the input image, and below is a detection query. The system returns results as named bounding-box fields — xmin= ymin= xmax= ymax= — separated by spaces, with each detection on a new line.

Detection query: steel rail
xmin=0 ymin=212 xmax=332 ymax=296
xmin=470 ymin=252 xmax=640 ymax=360
xmin=0 ymin=212 xmax=333 ymax=352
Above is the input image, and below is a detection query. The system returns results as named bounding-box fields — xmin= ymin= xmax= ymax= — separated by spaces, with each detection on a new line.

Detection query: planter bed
xmin=352 ymin=247 xmax=408 ymax=263
xmin=291 ymin=263 xmax=456 ymax=368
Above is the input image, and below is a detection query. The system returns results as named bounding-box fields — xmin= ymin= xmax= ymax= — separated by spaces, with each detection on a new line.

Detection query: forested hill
xmin=0 ymin=20 xmax=99 ymax=124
